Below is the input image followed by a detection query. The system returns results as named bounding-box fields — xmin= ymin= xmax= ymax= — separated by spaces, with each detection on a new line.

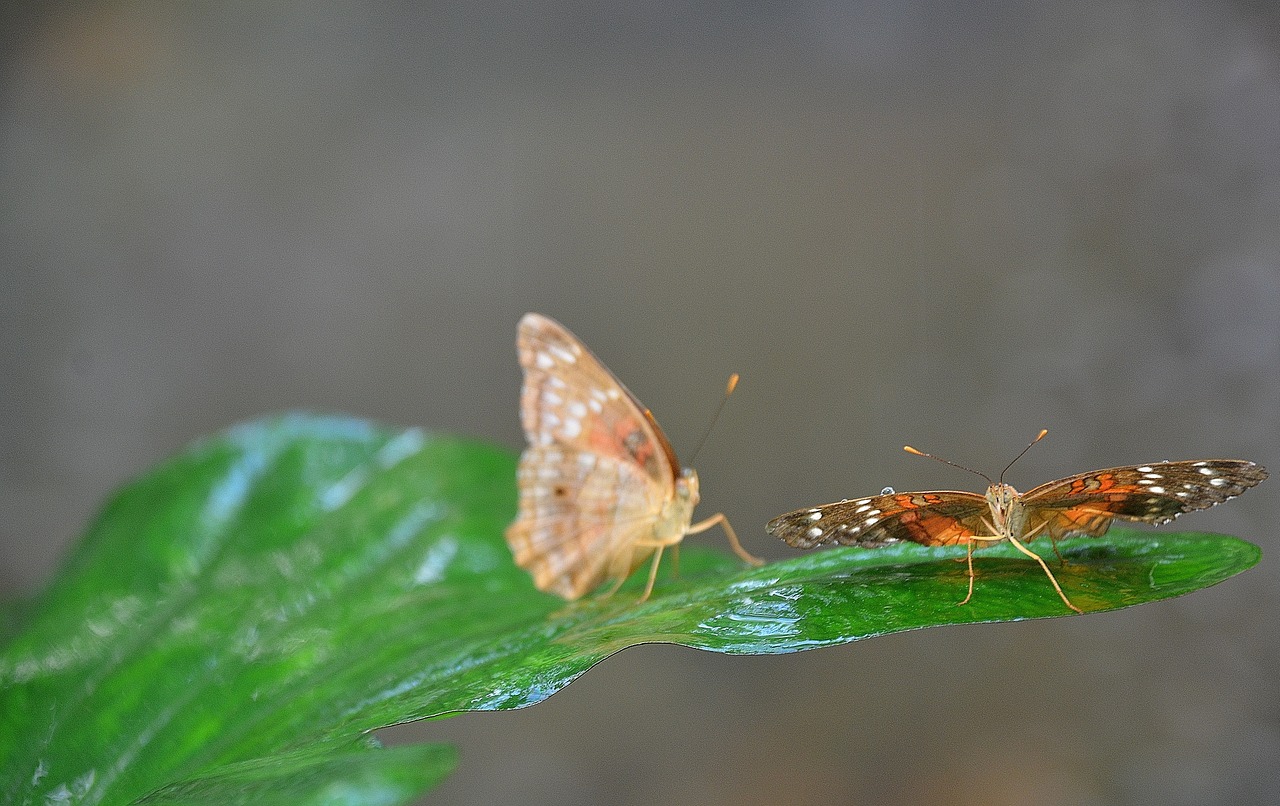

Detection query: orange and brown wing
xmin=767 ymin=490 xmax=992 ymax=549
xmin=1021 ymin=459 xmax=1268 ymax=540
xmin=506 ymin=313 xmax=681 ymax=599
xmin=514 ymin=312 xmax=678 ymax=488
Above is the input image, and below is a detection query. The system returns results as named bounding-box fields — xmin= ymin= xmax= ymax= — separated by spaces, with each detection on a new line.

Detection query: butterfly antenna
xmin=903 ymin=444 xmax=994 ymax=486
xmin=998 ymin=428 xmax=1048 ymax=484
xmin=687 ymin=373 xmax=739 ymax=465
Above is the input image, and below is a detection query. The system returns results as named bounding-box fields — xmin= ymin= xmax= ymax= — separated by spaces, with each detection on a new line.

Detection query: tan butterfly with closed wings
xmin=506 ymin=313 xmax=763 ymax=601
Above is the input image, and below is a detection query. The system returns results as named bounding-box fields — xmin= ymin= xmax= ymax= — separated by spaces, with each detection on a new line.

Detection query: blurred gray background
xmin=3 ymin=2 xmax=1278 ymax=804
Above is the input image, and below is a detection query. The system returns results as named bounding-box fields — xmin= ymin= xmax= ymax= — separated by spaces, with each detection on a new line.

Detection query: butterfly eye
xmin=676 ymin=470 xmax=700 ymax=500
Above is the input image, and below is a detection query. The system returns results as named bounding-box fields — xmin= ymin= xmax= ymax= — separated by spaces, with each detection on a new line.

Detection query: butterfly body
xmin=506 ymin=313 xmax=760 ymax=601
xmin=657 ymin=469 xmax=701 ymax=545
xmin=982 ymin=482 xmax=1030 ymax=540
xmin=768 ymin=454 xmax=1267 ymax=612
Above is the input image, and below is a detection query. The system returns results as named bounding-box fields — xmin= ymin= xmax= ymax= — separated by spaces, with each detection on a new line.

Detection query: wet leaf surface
xmin=0 ymin=414 xmax=1260 ymax=804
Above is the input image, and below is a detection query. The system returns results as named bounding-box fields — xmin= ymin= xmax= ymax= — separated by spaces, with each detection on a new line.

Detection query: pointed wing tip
xmin=764 ymin=509 xmax=800 ymax=536
xmin=518 ymin=311 xmax=566 ymax=333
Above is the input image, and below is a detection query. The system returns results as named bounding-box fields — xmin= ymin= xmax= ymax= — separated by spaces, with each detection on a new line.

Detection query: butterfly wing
xmin=509 ymin=446 xmax=669 ymax=597
xmin=514 ymin=313 xmax=680 ymax=486
xmin=506 ymin=313 xmax=682 ymax=598
xmin=767 ymin=490 xmax=992 ymax=549
xmin=1020 ymin=459 xmax=1268 ymax=540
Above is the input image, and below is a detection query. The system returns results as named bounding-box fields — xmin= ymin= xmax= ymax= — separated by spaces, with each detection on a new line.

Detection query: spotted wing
xmin=508 ymin=446 xmax=668 ymax=598
xmin=1020 ymin=459 xmax=1268 ymax=540
xmin=505 ymin=313 xmax=682 ymax=599
xmin=767 ymin=490 xmax=992 ymax=549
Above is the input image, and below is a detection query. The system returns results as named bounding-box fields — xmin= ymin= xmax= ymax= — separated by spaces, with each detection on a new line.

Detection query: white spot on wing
xmin=807 ymin=526 xmax=823 ymax=538
xmin=549 ymin=345 xmax=577 ymax=364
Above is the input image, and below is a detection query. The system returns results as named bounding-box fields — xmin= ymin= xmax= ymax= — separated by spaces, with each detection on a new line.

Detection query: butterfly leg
xmin=957 ymin=534 xmax=1002 ymax=606
xmin=959 ymin=539 xmax=976 ymax=605
xmin=600 ymin=575 xmax=629 ymax=598
xmin=1004 ymin=533 xmax=1082 ymax=614
xmin=1023 ymin=521 xmax=1065 ymax=565
xmin=639 ymin=544 xmax=666 ymax=603
xmin=1049 ymin=534 xmax=1068 ymax=567
xmin=687 ymin=513 xmax=765 ymax=566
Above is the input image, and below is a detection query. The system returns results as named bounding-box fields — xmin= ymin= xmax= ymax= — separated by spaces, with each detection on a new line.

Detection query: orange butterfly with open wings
xmin=767 ymin=431 xmax=1266 ymax=612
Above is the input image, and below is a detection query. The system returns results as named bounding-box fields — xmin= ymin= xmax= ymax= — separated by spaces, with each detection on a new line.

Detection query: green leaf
xmin=0 ymin=414 xmax=1261 ymax=804
xmin=0 ymin=596 xmax=33 ymax=648
xmin=133 ymin=742 xmax=456 ymax=806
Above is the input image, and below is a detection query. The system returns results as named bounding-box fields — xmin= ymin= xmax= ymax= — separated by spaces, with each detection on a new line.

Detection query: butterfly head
xmin=675 ymin=467 xmax=701 ymax=505
xmin=983 ymin=482 xmax=1024 ymax=536
xmin=649 ymin=467 xmax=701 ymax=542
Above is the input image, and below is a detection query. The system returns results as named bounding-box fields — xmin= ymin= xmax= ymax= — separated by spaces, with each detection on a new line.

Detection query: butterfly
xmin=505 ymin=313 xmax=763 ymax=601
xmin=766 ymin=430 xmax=1267 ymax=613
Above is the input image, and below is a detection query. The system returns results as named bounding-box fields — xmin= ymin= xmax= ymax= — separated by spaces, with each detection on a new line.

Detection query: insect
xmin=505 ymin=313 xmax=763 ymax=601
xmin=766 ymin=430 xmax=1267 ymax=613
